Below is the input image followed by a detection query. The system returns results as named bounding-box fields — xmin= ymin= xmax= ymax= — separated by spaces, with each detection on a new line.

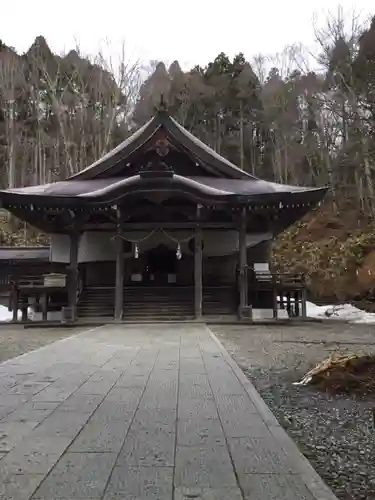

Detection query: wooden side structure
xmin=248 ymin=271 xmax=306 ymax=319
xmin=9 ymin=274 xmax=67 ymax=322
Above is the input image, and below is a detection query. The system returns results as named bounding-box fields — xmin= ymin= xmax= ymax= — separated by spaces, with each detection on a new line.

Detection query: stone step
xmin=78 ymin=285 xmax=236 ymax=319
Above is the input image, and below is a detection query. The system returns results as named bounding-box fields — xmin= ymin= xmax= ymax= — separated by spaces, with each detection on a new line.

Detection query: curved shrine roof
xmin=0 ymin=176 xmax=327 ymax=207
xmin=0 ymin=108 xmax=328 ymax=210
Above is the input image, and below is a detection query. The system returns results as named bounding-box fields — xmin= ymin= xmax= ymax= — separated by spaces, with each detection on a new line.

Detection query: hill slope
xmin=272 ymin=202 xmax=375 ymax=303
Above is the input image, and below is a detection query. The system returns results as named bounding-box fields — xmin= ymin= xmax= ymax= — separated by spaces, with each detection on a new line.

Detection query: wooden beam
xmin=119 ymin=204 xmax=198 ymax=222
xmin=117 ymin=221 xmax=237 ymax=230
xmin=60 ymin=209 xmax=91 ymax=233
xmin=194 ymin=205 xmax=203 ymax=319
xmin=82 ymin=222 xmax=238 ymax=232
xmin=114 ymin=206 xmax=124 ymax=321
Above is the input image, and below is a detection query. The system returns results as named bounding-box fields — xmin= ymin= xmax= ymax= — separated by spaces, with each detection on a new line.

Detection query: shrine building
xmin=0 ymin=107 xmax=327 ymax=322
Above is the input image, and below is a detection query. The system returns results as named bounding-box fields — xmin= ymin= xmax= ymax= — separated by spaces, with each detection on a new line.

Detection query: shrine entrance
xmin=145 ymin=244 xmax=178 ymax=285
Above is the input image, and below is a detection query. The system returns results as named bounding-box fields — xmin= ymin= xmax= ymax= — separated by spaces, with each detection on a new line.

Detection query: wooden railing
xmin=247 ymin=270 xmax=306 ymax=318
xmin=248 ymin=270 xmax=305 ymax=289
xmin=12 ymin=276 xmax=45 ymax=289
xmin=11 ymin=274 xmax=68 ymax=290
xmin=9 ymin=274 xmax=69 ymax=322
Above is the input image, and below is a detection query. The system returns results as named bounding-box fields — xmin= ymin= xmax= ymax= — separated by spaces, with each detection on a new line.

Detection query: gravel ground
xmin=212 ymin=321 xmax=375 ymax=500
xmin=0 ymin=325 xmax=89 ymax=363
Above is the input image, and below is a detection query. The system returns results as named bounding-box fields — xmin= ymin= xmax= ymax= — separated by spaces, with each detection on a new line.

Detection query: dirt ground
xmin=212 ymin=321 xmax=375 ymax=500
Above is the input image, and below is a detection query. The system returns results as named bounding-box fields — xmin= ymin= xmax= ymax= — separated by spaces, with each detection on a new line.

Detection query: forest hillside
xmin=1 ymin=11 xmax=375 ymax=301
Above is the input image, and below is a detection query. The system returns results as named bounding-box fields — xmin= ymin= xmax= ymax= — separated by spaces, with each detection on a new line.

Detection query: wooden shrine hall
xmin=0 ymin=106 xmax=327 ymax=323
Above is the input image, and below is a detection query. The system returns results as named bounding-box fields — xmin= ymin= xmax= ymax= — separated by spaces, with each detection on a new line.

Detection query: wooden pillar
xmin=272 ymin=275 xmax=278 ymax=319
xmin=21 ymin=296 xmax=28 ymax=322
xmin=294 ymin=291 xmax=300 ymax=317
xmin=301 ymin=288 xmax=307 ymax=318
xmin=11 ymin=283 xmax=18 ymax=322
xmin=194 ymin=205 xmax=203 ymax=319
xmin=42 ymin=292 xmax=48 ymax=321
xmin=68 ymin=229 xmax=79 ymax=322
xmin=238 ymin=207 xmax=248 ymax=319
xmin=114 ymin=206 xmax=124 ymax=322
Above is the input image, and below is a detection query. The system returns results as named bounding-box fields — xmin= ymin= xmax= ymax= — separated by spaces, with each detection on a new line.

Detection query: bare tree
xmin=313 ymin=7 xmax=375 ymax=214
xmin=27 ymin=39 xmax=142 ymax=179
xmin=0 ymin=47 xmax=25 ymax=188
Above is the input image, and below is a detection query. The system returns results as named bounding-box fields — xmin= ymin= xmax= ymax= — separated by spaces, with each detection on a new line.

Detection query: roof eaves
xmin=234 ymin=186 xmax=329 ymax=205
xmin=67 ymin=115 xmax=161 ymax=181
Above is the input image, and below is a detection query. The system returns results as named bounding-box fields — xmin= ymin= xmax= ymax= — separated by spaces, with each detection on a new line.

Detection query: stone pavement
xmin=0 ymin=323 xmax=337 ymax=500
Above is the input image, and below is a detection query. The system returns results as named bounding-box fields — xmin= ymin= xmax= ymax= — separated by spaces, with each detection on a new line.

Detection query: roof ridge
xmin=66 ymin=109 xmax=256 ymax=181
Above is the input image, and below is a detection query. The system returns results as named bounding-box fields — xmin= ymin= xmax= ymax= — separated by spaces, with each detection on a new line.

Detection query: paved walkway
xmin=0 ymin=324 xmax=337 ymax=500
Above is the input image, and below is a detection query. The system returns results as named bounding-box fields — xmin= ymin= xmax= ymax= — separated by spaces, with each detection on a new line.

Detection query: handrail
xmin=248 ymin=271 xmax=305 ymax=288
xmin=11 ymin=274 xmax=68 ymax=289
xmin=11 ymin=276 xmax=44 ymax=288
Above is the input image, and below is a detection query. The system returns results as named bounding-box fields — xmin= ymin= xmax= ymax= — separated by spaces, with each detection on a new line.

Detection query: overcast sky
xmin=2 ymin=0 xmax=374 ymax=70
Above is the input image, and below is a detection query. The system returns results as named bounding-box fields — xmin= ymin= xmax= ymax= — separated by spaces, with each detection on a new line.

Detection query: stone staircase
xmin=78 ymin=285 xmax=236 ymax=321
xmin=78 ymin=286 xmax=194 ymax=320
xmin=203 ymin=286 xmax=237 ymax=316
xmin=78 ymin=286 xmax=115 ymax=318
xmin=122 ymin=287 xmax=195 ymax=320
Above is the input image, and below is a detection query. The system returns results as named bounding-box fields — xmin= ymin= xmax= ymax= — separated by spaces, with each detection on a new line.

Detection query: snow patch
xmin=0 ymin=305 xmax=33 ymax=322
xmin=0 ymin=304 xmax=14 ymax=322
xmin=278 ymin=296 xmax=375 ymax=324
xmin=306 ymin=302 xmax=375 ymax=324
